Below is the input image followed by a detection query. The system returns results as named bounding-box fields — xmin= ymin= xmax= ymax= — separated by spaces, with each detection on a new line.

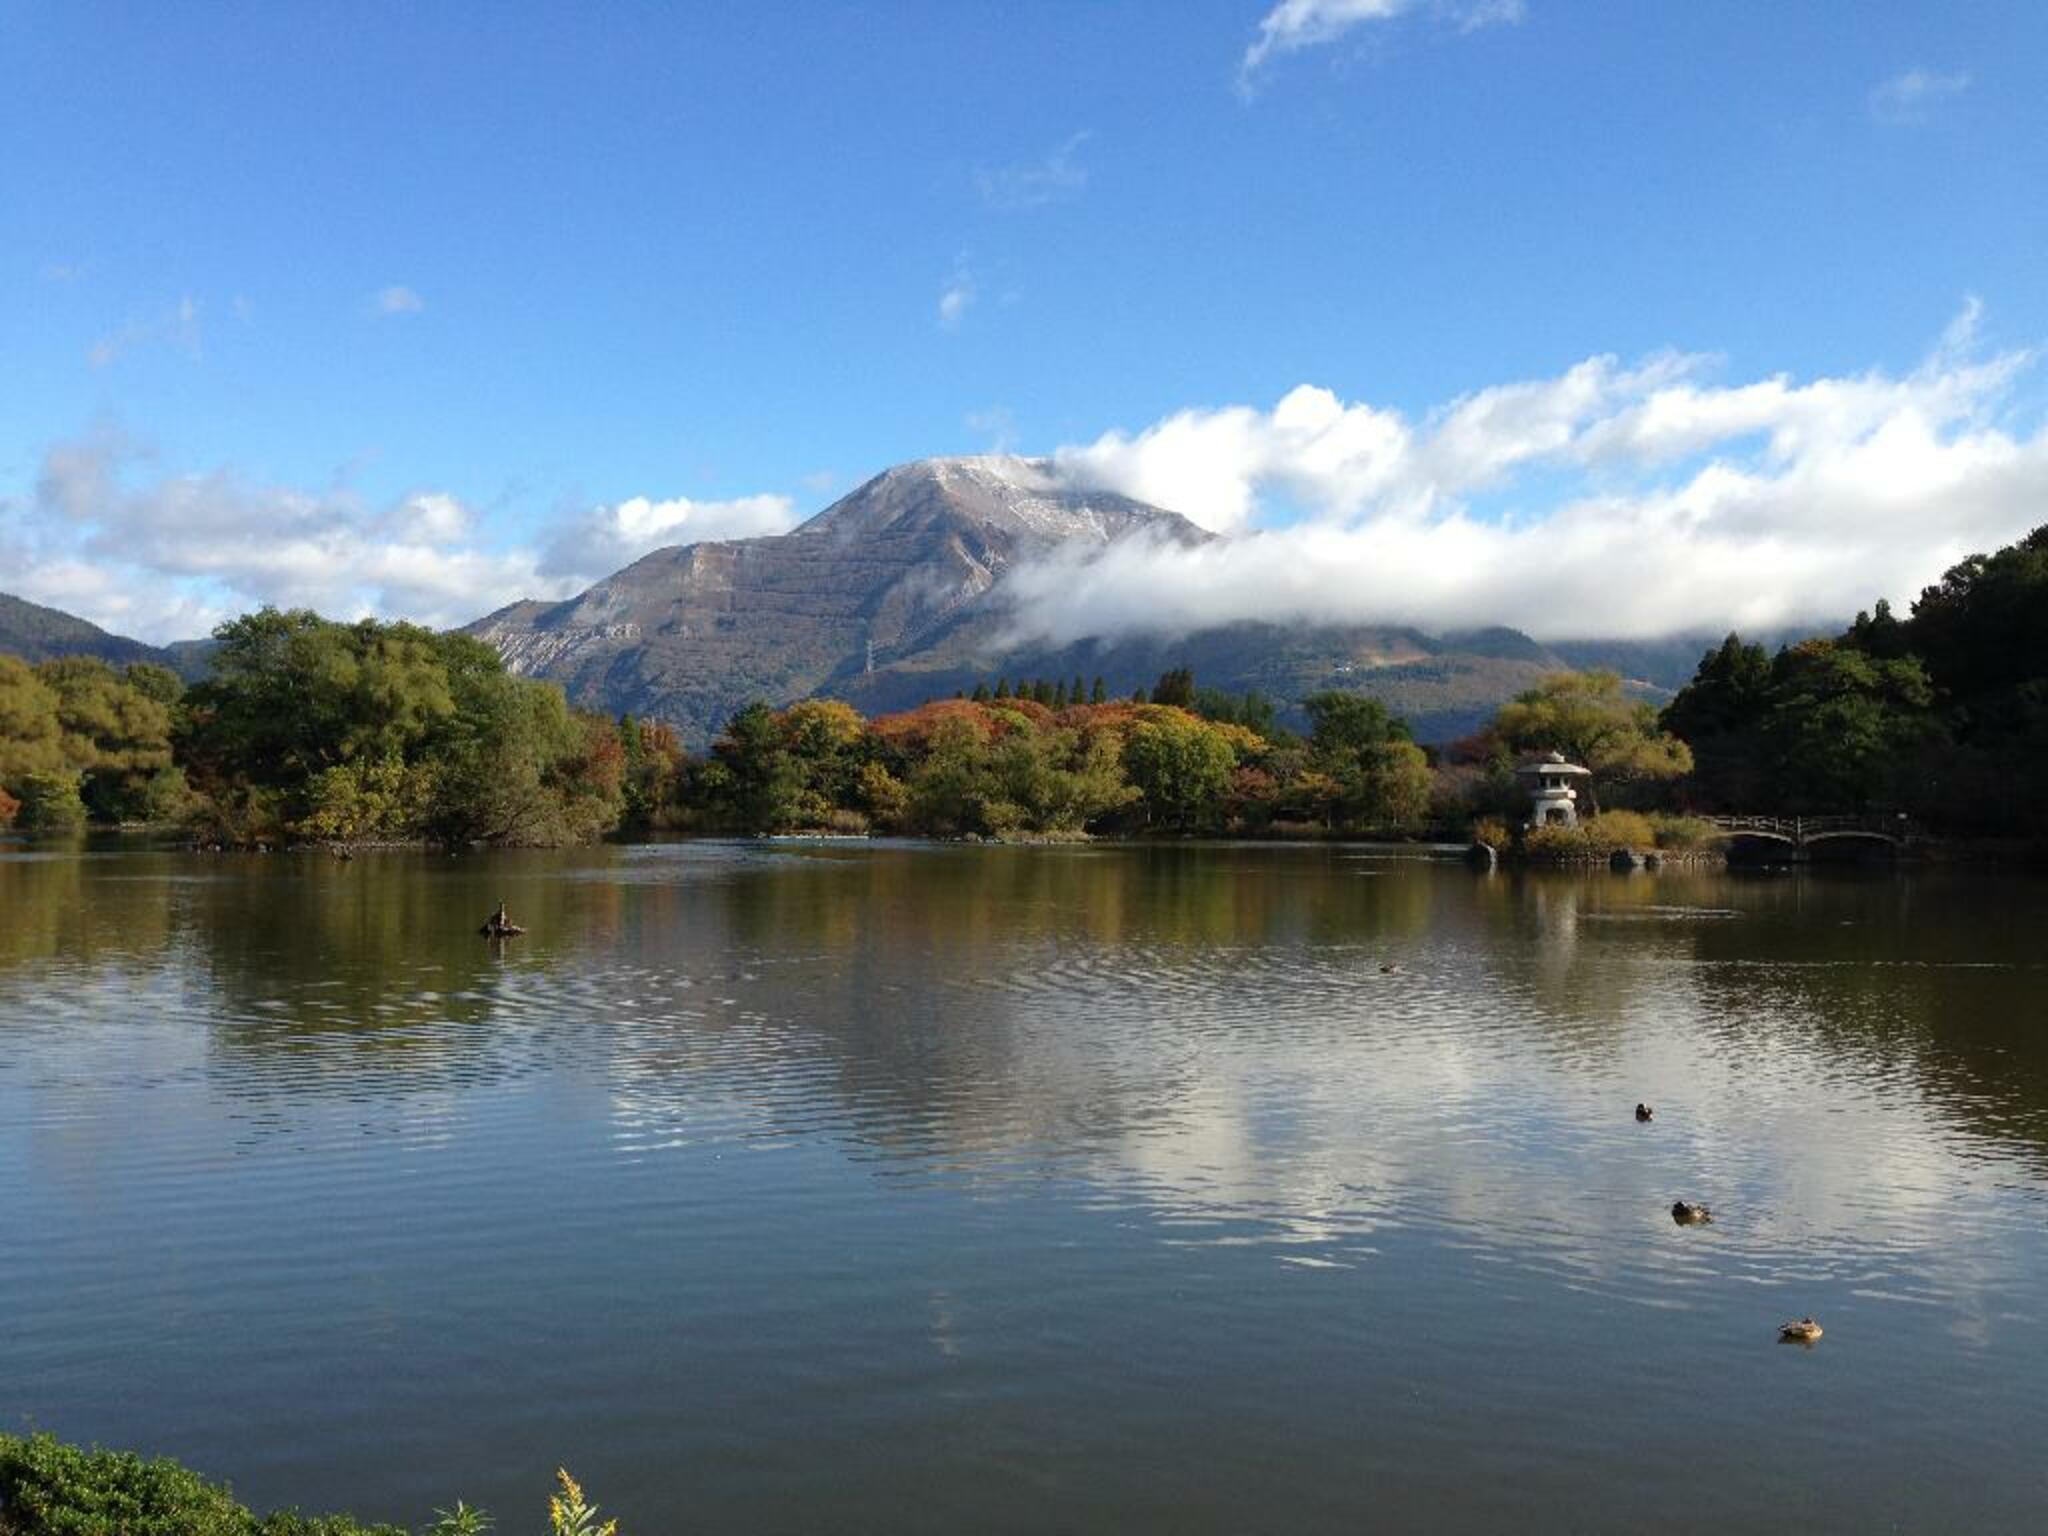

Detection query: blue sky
xmin=3 ymin=0 xmax=2045 ymax=640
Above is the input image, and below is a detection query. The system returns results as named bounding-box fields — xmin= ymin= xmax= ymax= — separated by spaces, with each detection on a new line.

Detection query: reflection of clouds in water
xmin=967 ymin=900 xmax=2048 ymax=1331
xmin=16 ymin=846 xmax=2046 ymax=1368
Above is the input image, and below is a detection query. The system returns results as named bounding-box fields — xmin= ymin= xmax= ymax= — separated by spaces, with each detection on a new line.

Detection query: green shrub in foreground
xmin=0 ymin=1432 xmax=399 ymax=1536
xmin=0 ymin=1435 xmax=617 ymax=1536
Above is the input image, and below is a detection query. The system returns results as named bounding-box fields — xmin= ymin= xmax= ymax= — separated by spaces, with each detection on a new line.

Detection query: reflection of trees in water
xmin=186 ymin=851 xmax=644 ymax=1103
xmin=1679 ymin=871 xmax=2048 ymax=1170
xmin=11 ymin=845 xmax=2048 ymax=1181
xmin=1461 ymin=864 xmax=2048 ymax=1172
xmin=1 ymin=849 xmax=635 ymax=1105
xmin=0 ymin=851 xmax=172 ymax=974
xmin=718 ymin=842 xmax=1441 ymax=953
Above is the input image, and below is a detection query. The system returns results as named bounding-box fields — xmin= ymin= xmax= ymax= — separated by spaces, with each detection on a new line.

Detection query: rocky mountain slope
xmin=466 ymin=456 xmax=1215 ymax=740
xmin=467 ymin=456 xmax=1661 ymax=745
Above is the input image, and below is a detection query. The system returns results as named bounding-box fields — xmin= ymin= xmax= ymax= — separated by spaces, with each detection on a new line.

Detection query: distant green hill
xmin=0 ymin=592 xmax=213 ymax=679
xmin=0 ymin=591 xmax=165 ymax=666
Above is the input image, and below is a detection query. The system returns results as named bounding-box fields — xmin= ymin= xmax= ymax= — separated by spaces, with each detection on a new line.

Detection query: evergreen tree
xmin=1152 ymin=666 xmax=1196 ymax=708
xmin=1091 ymin=676 xmax=1107 ymax=704
xmin=971 ymin=682 xmax=991 ymax=703
xmin=1052 ymin=680 xmax=1068 ymax=709
xmin=994 ymin=678 xmax=1012 ymax=700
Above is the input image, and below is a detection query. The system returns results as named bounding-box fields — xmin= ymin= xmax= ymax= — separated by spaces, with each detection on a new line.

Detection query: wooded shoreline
xmin=5 ymin=522 xmax=2043 ymax=852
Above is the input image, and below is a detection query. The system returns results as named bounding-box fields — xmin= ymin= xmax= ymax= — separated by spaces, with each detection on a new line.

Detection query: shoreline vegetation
xmin=0 ymin=1432 xmax=612 ymax=1536
xmin=1 ymin=525 xmax=2042 ymax=858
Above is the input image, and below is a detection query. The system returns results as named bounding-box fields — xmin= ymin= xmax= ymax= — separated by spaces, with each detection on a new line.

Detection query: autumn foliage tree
xmin=1489 ymin=670 xmax=1692 ymax=811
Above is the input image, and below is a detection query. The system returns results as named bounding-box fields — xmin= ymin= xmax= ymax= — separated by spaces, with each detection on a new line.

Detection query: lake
xmin=3 ymin=842 xmax=2045 ymax=1533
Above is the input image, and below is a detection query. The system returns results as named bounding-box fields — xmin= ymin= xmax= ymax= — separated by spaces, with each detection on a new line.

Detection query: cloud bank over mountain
xmin=0 ymin=431 xmax=799 ymax=642
xmin=3 ymin=311 xmax=2041 ymax=647
xmin=1016 ymin=307 xmax=2047 ymax=641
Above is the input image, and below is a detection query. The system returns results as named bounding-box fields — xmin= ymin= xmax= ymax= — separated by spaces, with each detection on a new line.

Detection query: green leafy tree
xmin=1193 ymin=686 xmax=1277 ymax=737
xmin=15 ymin=770 xmax=87 ymax=831
xmin=778 ymin=698 xmax=868 ymax=823
xmin=1909 ymin=526 xmax=2048 ymax=704
xmin=1124 ymin=714 xmax=1236 ymax=831
xmin=34 ymin=655 xmax=181 ymax=821
xmin=174 ymin=613 xmax=622 ymax=846
xmin=0 ymin=655 xmax=69 ymax=801
xmin=1304 ymin=691 xmax=1431 ymax=830
xmin=1490 ymin=670 xmax=1692 ymax=811
xmin=421 ymin=675 xmax=622 ymax=846
xmin=984 ymin=727 xmax=1136 ymax=832
xmin=906 ymin=715 xmax=993 ymax=835
xmin=1660 ymin=635 xmax=1775 ymax=807
xmin=857 ymin=760 xmax=910 ymax=828
xmin=1846 ymin=597 xmax=1913 ymax=661
xmin=709 ymin=701 xmax=805 ymax=832
xmin=1761 ymin=640 xmax=1939 ymax=810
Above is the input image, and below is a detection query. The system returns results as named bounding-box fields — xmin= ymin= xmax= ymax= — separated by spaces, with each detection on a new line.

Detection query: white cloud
xmin=2 ymin=429 xmax=793 ymax=641
xmin=1869 ymin=67 xmax=1971 ymax=124
xmin=1239 ymin=0 xmax=1523 ymax=93
xmin=87 ymin=295 xmax=202 ymax=368
xmin=937 ymin=258 xmax=976 ymax=329
xmin=540 ymin=491 xmax=799 ymax=580
xmin=976 ymin=132 xmax=1091 ymax=211
xmin=1050 ymin=358 xmax=1686 ymax=534
xmin=370 ymin=284 xmax=426 ymax=316
xmin=1006 ymin=309 xmax=2048 ymax=643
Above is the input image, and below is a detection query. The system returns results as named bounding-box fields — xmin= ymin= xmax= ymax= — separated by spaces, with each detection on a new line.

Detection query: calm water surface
xmin=3 ymin=842 xmax=2046 ymax=1533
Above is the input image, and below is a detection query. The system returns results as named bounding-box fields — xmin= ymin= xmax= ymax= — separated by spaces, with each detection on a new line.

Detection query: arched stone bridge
xmin=1701 ymin=814 xmax=1913 ymax=852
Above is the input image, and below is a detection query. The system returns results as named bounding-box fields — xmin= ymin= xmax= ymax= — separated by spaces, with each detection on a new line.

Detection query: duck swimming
xmin=1635 ymin=1103 xmax=1653 ymax=1122
xmin=1670 ymin=1200 xmax=1712 ymax=1225
xmin=480 ymin=901 xmax=526 ymax=938
xmin=1779 ymin=1317 xmax=1824 ymax=1344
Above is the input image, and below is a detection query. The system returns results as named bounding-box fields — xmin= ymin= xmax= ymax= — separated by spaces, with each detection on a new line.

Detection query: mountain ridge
xmin=5 ymin=456 xmax=1833 ymax=741
xmin=464 ymin=455 xmax=1668 ymax=745
xmin=0 ymin=591 xmax=175 ymax=670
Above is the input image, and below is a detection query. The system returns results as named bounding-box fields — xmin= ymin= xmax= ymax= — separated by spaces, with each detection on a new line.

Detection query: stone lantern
xmin=1515 ymin=751 xmax=1592 ymax=828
